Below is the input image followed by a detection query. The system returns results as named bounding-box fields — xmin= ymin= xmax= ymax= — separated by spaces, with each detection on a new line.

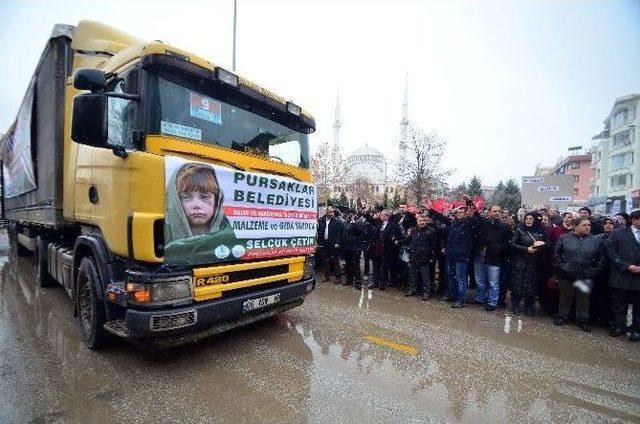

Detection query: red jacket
xmin=549 ymin=225 xmax=572 ymax=246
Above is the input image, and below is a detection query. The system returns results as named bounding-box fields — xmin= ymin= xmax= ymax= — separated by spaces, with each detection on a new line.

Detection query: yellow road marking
xmin=364 ymin=335 xmax=419 ymax=356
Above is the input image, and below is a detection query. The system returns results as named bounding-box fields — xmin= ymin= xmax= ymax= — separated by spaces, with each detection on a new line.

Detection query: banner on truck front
xmin=0 ymin=78 xmax=37 ymax=198
xmin=164 ymin=156 xmax=317 ymax=266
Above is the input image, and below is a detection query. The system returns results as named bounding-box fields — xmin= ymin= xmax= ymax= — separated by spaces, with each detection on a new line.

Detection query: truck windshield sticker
xmin=189 ymin=93 xmax=222 ymax=124
xmin=164 ymin=156 xmax=317 ymax=266
xmin=161 ymin=120 xmax=202 ymax=141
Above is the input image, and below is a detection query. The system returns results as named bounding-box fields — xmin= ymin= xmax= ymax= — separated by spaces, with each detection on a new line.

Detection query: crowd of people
xmin=316 ymin=201 xmax=640 ymax=342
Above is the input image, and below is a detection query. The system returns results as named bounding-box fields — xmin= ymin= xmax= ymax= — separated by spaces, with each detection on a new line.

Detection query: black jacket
xmin=341 ymin=221 xmax=363 ymax=253
xmin=398 ymin=212 xmax=417 ymax=236
xmin=474 ymin=213 xmax=512 ymax=265
xmin=317 ymin=217 xmax=344 ymax=247
xmin=405 ymin=225 xmax=437 ymax=265
xmin=606 ymin=227 xmax=640 ymax=291
xmin=553 ymin=233 xmax=605 ymax=281
xmin=360 ymin=219 xmax=375 ymax=252
xmin=374 ymin=220 xmax=403 ymax=258
xmin=510 ymin=226 xmax=547 ymax=254
xmin=429 ymin=209 xmax=475 ymax=262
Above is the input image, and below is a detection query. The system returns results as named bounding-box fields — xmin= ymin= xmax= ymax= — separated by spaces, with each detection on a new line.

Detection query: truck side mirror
xmin=74 ymin=69 xmax=106 ymax=92
xmin=71 ymin=93 xmax=108 ymax=147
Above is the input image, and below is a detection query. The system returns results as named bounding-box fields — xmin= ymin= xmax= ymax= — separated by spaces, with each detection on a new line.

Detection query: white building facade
xmin=589 ymin=94 xmax=640 ymax=213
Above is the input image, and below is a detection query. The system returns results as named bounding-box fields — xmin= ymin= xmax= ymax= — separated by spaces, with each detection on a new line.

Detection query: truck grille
xmin=150 ymin=309 xmax=197 ymax=331
xmin=226 ymin=265 xmax=289 ymax=283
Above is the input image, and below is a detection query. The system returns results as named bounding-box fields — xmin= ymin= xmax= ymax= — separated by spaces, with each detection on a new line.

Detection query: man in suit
xmin=374 ymin=209 xmax=403 ymax=290
xmin=317 ymin=207 xmax=344 ymax=284
xmin=607 ymin=209 xmax=640 ymax=342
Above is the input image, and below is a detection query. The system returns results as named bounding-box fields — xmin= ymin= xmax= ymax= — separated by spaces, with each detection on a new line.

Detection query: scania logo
xmin=195 ymin=275 xmax=230 ymax=287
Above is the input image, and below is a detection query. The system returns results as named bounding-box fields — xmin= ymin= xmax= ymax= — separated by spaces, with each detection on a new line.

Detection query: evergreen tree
xmin=502 ymin=179 xmax=522 ymax=214
xmin=391 ymin=190 xmax=401 ymax=209
xmin=452 ymin=182 xmax=467 ymax=197
xmin=489 ymin=180 xmax=506 ymax=207
xmin=382 ymin=191 xmax=389 ymax=209
xmin=338 ymin=191 xmax=349 ymax=208
xmin=467 ymin=175 xmax=483 ymax=197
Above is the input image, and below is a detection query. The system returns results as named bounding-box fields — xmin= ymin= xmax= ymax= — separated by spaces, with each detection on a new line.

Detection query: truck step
xmin=103 ymin=319 xmax=131 ymax=338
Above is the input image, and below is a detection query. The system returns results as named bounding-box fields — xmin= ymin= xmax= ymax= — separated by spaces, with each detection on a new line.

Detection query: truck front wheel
xmin=77 ymin=256 xmax=108 ymax=349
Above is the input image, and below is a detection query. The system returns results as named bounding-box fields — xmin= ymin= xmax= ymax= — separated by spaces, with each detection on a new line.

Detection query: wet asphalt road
xmin=1 ymin=249 xmax=640 ymax=423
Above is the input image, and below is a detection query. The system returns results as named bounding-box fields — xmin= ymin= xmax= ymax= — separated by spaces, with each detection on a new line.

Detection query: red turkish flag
xmin=473 ymin=196 xmax=486 ymax=210
xmin=431 ymin=198 xmax=447 ymax=213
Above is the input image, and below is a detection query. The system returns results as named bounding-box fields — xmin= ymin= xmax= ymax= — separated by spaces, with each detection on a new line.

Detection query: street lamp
xmin=232 ymin=0 xmax=237 ymax=72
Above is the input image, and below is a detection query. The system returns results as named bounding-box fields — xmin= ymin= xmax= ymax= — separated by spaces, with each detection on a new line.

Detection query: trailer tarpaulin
xmin=0 ymin=78 xmax=37 ymax=198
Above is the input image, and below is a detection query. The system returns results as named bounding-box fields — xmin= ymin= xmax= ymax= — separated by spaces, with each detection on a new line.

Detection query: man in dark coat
xmin=427 ymin=215 xmax=447 ymax=297
xmin=341 ymin=213 xmax=363 ymax=289
xmin=430 ymin=206 xmax=476 ymax=308
xmin=553 ymin=217 xmax=605 ymax=332
xmin=579 ymin=206 xmax=602 ymax=236
xmin=404 ymin=214 xmax=438 ymax=300
xmin=472 ymin=205 xmax=513 ymax=311
xmin=360 ymin=213 xmax=375 ymax=278
xmin=606 ymin=209 xmax=640 ymax=342
xmin=371 ymin=209 xmax=403 ymax=290
xmin=317 ymin=207 xmax=344 ymax=284
xmin=398 ymin=206 xmax=418 ymax=235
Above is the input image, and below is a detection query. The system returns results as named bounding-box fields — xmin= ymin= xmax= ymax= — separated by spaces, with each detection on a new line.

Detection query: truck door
xmin=89 ymin=76 xmax=137 ymax=257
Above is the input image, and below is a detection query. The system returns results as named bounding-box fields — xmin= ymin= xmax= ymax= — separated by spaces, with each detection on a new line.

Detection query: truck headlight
xmin=126 ymin=276 xmax=192 ymax=306
xmin=303 ymin=256 xmax=315 ymax=280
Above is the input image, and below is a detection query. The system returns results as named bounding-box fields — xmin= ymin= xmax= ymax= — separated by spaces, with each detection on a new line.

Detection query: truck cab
xmin=2 ymin=21 xmax=317 ymax=349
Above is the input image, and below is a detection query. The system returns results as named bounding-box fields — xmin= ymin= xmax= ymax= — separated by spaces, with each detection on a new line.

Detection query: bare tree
xmin=311 ymin=140 xmax=345 ymax=205
xmin=346 ymin=176 xmax=375 ymax=210
xmin=397 ymin=124 xmax=451 ymax=207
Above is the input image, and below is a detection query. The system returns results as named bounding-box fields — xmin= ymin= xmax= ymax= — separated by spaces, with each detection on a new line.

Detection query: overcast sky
xmin=1 ymin=0 xmax=639 ymax=186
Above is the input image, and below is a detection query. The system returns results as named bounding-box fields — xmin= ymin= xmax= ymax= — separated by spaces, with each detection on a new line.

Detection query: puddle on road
xmin=1 ymin=254 xmax=639 ymax=423
xmin=285 ymin=283 xmax=640 ymax=423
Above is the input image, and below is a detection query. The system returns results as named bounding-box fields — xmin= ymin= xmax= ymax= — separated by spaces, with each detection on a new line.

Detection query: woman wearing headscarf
xmin=614 ymin=212 xmax=631 ymax=229
xmin=509 ymin=212 xmax=547 ymax=315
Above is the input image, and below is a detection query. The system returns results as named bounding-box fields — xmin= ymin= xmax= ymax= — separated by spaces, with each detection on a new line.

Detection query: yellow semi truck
xmin=1 ymin=21 xmax=317 ymax=349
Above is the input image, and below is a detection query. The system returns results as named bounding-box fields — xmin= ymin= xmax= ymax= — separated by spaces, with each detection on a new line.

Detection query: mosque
xmin=331 ymin=75 xmax=408 ymax=205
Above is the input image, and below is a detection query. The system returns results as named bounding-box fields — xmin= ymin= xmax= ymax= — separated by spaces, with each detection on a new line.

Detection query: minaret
xmin=333 ymin=87 xmax=341 ymax=153
xmin=399 ymin=71 xmax=409 ymax=162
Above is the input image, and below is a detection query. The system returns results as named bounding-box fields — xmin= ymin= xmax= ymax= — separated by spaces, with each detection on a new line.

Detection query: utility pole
xmin=232 ymin=0 xmax=237 ymax=72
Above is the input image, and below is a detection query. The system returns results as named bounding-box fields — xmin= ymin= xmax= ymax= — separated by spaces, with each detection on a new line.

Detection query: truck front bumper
xmin=121 ymin=278 xmax=315 ymax=349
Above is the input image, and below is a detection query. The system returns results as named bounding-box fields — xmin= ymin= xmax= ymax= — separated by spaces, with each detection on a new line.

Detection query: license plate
xmin=242 ymin=293 xmax=281 ymax=312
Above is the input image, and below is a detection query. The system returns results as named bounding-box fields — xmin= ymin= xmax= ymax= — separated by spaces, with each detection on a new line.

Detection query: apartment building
xmin=589 ymin=94 xmax=640 ymax=213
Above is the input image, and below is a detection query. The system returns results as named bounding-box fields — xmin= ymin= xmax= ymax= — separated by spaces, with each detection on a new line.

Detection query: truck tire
xmin=35 ymin=236 xmax=56 ymax=288
xmin=77 ymin=256 xmax=108 ymax=349
xmin=8 ymin=223 xmax=30 ymax=257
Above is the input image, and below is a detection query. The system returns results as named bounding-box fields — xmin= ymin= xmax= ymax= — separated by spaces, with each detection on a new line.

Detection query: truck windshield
xmin=146 ymin=70 xmax=310 ymax=169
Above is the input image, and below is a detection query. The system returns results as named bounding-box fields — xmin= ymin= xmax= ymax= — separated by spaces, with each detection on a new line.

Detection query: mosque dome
xmin=344 ymin=144 xmax=387 ymax=185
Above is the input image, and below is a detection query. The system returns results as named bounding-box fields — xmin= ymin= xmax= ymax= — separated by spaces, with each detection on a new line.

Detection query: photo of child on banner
xmin=164 ymin=156 xmax=318 ymax=266
xmin=165 ymin=161 xmax=238 ymax=265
